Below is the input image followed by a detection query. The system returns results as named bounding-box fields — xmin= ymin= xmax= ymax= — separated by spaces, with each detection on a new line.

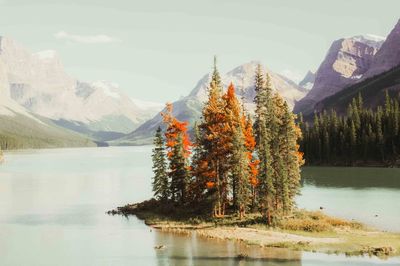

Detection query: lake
xmin=0 ymin=146 xmax=399 ymax=265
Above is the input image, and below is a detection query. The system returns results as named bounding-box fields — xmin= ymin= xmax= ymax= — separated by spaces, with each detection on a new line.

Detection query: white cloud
xmin=54 ymin=31 xmax=120 ymax=44
xmin=280 ymin=69 xmax=304 ymax=84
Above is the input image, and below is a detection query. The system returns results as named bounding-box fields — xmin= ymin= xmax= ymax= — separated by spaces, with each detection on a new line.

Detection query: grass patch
xmin=278 ymin=210 xmax=363 ymax=232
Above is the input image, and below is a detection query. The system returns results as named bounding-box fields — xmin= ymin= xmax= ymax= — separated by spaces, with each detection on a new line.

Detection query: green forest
xmin=299 ymin=91 xmax=400 ymax=166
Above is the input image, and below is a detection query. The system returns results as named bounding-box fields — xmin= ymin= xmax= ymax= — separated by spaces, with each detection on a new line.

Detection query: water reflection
xmin=301 ymin=167 xmax=400 ymax=189
xmin=298 ymin=167 xmax=400 ymax=232
xmin=153 ymin=231 xmax=302 ymax=266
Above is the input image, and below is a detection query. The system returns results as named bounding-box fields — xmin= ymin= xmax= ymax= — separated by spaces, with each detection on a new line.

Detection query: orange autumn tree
xmin=223 ymin=83 xmax=243 ymax=211
xmin=223 ymin=83 xmax=254 ymax=218
xmin=193 ymin=58 xmax=231 ymax=217
xmin=192 ymin=77 xmax=260 ymax=218
xmin=161 ymin=103 xmax=192 ymax=204
xmin=243 ymin=114 xmax=260 ymax=210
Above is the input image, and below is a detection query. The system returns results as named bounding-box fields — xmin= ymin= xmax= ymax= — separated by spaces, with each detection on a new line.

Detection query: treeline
xmin=299 ymin=91 xmax=400 ymax=166
xmin=151 ymin=59 xmax=304 ymax=224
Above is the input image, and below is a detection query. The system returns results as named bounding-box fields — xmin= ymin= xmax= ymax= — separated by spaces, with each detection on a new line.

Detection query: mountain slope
xmin=115 ymin=61 xmax=306 ymax=145
xmin=362 ymin=20 xmax=400 ymax=79
xmin=0 ymin=36 xmax=156 ymax=140
xmin=299 ymin=71 xmax=315 ymax=91
xmin=312 ymin=65 xmax=400 ymax=116
xmin=294 ymin=35 xmax=384 ymax=114
xmin=0 ymin=96 xmax=96 ymax=149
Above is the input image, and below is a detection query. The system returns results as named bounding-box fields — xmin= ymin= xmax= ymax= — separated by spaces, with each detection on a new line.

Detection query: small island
xmin=111 ymin=60 xmax=400 ymax=258
xmin=109 ymin=200 xmax=399 ymax=258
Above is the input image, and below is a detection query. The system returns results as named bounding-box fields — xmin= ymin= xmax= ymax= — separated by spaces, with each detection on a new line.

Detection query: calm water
xmin=0 ymin=146 xmax=399 ymax=266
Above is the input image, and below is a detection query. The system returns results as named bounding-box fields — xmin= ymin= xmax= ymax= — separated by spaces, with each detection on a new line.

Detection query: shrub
xmin=281 ymin=218 xmax=331 ymax=232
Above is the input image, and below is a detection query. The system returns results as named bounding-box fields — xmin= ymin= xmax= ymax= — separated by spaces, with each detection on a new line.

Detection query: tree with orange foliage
xmin=162 ymin=103 xmax=192 ymax=204
xmin=195 ymin=57 xmax=231 ymax=217
xmin=223 ymin=83 xmax=243 ymax=211
xmin=243 ymin=114 xmax=259 ymax=210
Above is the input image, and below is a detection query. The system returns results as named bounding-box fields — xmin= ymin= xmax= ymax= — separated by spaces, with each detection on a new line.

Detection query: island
xmin=110 ymin=60 xmax=400 ymax=259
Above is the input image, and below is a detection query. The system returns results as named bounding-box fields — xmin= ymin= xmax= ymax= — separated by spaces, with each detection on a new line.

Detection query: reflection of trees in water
xmin=154 ymin=230 xmax=302 ymax=266
xmin=301 ymin=167 xmax=400 ymax=189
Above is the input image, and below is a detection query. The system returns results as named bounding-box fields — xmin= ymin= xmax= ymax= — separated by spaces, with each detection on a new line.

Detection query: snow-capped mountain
xmin=117 ymin=61 xmax=306 ymax=145
xmin=361 ymin=20 xmax=400 ymax=79
xmin=298 ymin=71 xmax=315 ymax=91
xmin=189 ymin=61 xmax=306 ymax=109
xmin=294 ymin=34 xmax=385 ymax=114
xmin=0 ymin=64 xmax=95 ymax=149
xmin=0 ymin=36 xmax=155 ymax=139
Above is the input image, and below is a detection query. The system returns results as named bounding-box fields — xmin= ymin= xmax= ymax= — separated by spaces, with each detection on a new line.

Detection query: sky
xmin=0 ymin=0 xmax=399 ymax=103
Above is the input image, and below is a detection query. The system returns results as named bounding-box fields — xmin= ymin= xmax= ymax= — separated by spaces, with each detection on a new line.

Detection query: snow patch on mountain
xmin=92 ymin=81 xmax=121 ymax=99
xmin=351 ymin=34 xmax=385 ymax=50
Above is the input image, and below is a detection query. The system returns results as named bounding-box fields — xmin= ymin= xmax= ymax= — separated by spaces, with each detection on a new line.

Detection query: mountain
xmin=0 ymin=82 xmax=96 ymax=149
xmin=362 ymin=20 xmax=400 ymax=79
xmin=0 ymin=36 xmax=155 ymax=141
xmin=312 ymin=64 xmax=400 ymax=116
xmin=294 ymin=34 xmax=385 ymax=115
xmin=115 ymin=61 xmax=307 ymax=145
xmin=298 ymin=71 xmax=315 ymax=91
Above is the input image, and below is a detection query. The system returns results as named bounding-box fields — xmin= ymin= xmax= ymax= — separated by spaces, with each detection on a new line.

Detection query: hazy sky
xmin=0 ymin=0 xmax=399 ymax=103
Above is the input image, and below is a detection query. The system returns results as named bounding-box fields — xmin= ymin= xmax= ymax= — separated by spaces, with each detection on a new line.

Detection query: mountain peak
xmin=349 ymin=34 xmax=385 ymax=50
xmin=294 ymin=34 xmax=380 ymax=114
xmin=298 ymin=70 xmax=315 ymax=90
xmin=362 ymin=18 xmax=400 ymax=79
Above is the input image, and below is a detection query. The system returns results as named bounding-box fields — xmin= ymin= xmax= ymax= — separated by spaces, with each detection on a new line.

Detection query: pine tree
xmin=190 ymin=122 xmax=207 ymax=202
xmin=253 ymin=66 xmax=276 ymax=224
xmin=162 ymin=103 xmax=191 ymax=204
xmin=151 ymin=127 xmax=169 ymax=200
xmin=231 ymin=125 xmax=251 ymax=219
xmin=243 ymin=114 xmax=259 ymax=210
xmin=197 ymin=57 xmax=229 ymax=217
xmin=280 ymin=102 xmax=303 ymax=213
xmin=169 ymin=134 xmax=190 ymax=204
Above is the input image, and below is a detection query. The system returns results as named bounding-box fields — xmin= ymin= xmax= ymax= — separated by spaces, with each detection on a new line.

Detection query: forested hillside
xmin=299 ymin=92 xmax=400 ymax=166
xmin=0 ymin=114 xmax=95 ymax=150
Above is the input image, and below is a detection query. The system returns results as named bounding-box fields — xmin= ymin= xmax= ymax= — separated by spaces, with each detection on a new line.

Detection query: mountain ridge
xmin=115 ymin=61 xmax=306 ymax=145
xmin=0 ymin=36 xmax=161 ymax=141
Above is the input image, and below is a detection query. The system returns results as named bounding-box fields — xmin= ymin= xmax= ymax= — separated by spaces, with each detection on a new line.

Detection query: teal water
xmin=297 ymin=167 xmax=400 ymax=232
xmin=0 ymin=146 xmax=399 ymax=265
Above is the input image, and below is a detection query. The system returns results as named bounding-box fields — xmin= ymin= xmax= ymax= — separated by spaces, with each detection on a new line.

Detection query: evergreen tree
xmin=151 ymin=127 xmax=169 ymax=200
xmin=162 ymin=103 xmax=191 ymax=204
xmin=253 ymin=65 xmax=276 ymax=223
xmin=190 ymin=122 xmax=207 ymax=202
xmin=231 ymin=125 xmax=251 ymax=219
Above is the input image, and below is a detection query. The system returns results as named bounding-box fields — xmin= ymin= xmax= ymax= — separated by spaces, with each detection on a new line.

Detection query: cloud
xmin=280 ymin=69 xmax=304 ymax=84
xmin=54 ymin=31 xmax=120 ymax=44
